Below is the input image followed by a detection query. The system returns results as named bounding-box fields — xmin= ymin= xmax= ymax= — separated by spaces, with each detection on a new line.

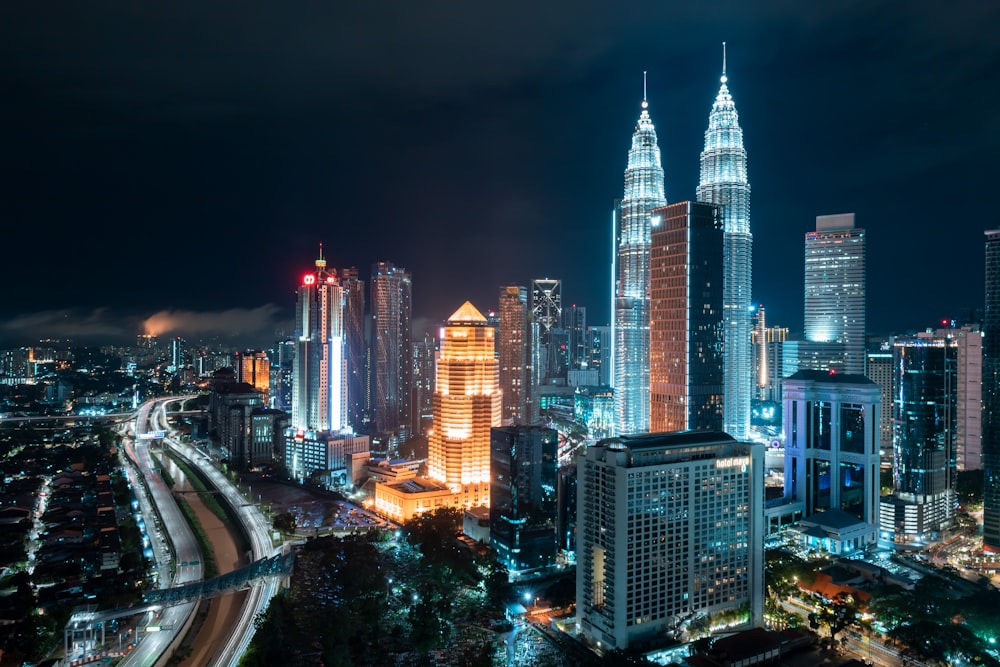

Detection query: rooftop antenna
xmin=721 ymin=42 xmax=728 ymax=83
xmin=316 ymin=242 xmax=327 ymax=268
xmin=642 ymin=70 xmax=648 ymax=109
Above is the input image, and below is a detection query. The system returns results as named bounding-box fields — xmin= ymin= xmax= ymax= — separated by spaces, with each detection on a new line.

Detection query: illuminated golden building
xmin=428 ymin=301 xmax=500 ymax=499
xmin=237 ymin=350 xmax=271 ymax=398
xmin=373 ymin=301 xmax=500 ymax=521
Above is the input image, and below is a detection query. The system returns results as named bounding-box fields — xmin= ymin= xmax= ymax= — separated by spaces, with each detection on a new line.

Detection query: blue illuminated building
xmin=490 ymin=425 xmax=559 ymax=576
xmin=696 ymin=45 xmax=752 ymax=440
xmin=613 ymin=77 xmax=667 ymax=436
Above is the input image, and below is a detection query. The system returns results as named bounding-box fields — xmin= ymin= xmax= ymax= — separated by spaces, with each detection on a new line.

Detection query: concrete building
xmin=770 ymin=370 xmax=881 ymax=554
xmin=498 ymin=286 xmax=529 ymax=424
xmin=576 ymin=431 xmax=763 ymax=651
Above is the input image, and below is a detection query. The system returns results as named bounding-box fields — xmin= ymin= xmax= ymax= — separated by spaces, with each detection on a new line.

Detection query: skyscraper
xmin=781 ymin=370 xmax=881 ymax=554
xmin=576 ymin=431 xmax=763 ymax=650
xmin=341 ymin=266 xmax=367 ymax=432
xmin=498 ymin=286 xmax=529 ymax=424
xmin=291 ymin=247 xmax=346 ymax=433
xmin=880 ymin=333 xmax=957 ymax=546
xmin=490 ymin=424 xmax=558 ymax=575
xmin=371 ymin=261 xmax=413 ymax=444
xmin=426 ymin=301 xmax=500 ymax=504
xmin=697 ymin=46 xmax=752 ymax=441
xmin=614 ymin=81 xmax=667 ymax=436
xmin=236 ymin=350 xmax=270 ymax=398
xmin=804 ymin=214 xmax=866 ymax=375
xmin=649 ymin=201 xmax=724 ymax=433
xmin=985 ymin=229 xmax=1000 ymax=552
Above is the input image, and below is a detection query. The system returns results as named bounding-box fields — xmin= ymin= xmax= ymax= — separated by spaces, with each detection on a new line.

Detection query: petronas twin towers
xmin=613 ymin=49 xmax=752 ymax=440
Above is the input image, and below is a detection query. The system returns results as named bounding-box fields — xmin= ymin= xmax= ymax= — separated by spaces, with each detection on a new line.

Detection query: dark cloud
xmin=1 ymin=0 xmax=998 ymax=339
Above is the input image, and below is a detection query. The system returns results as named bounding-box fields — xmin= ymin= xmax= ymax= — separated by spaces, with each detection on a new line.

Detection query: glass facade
xmin=614 ymin=94 xmax=666 ymax=436
xmin=985 ymin=230 xmax=1000 ymax=551
xmin=697 ymin=63 xmax=752 ymax=440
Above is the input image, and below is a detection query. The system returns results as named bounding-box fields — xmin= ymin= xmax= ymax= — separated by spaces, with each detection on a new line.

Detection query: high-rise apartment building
xmin=499 ymin=286 xmax=529 ymax=424
xmin=371 ymin=261 xmax=413 ymax=444
xmin=649 ymin=201 xmax=724 ymax=433
xmin=426 ymin=302 xmax=501 ymax=503
xmin=985 ymin=230 xmax=1000 ymax=552
xmin=696 ymin=49 xmax=752 ymax=441
xmin=804 ymin=214 xmax=866 ymax=375
xmin=341 ymin=266 xmax=367 ymax=432
xmin=290 ymin=248 xmax=346 ymax=433
xmin=780 ymin=370 xmax=881 ymax=554
xmin=490 ymin=425 xmax=559 ymax=575
xmin=880 ymin=333 xmax=958 ymax=546
xmin=614 ymin=86 xmax=667 ymax=436
xmin=576 ymin=431 xmax=763 ymax=651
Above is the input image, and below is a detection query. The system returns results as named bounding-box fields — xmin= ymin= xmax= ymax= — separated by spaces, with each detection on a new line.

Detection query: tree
xmin=272 ymin=511 xmax=297 ymax=535
xmin=815 ymin=592 xmax=860 ymax=641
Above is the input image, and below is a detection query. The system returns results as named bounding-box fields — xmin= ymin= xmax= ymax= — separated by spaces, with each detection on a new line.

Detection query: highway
xmin=118 ymin=399 xmax=202 ymax=667
xmin=149 ymin=398 xmax=280 ymax=667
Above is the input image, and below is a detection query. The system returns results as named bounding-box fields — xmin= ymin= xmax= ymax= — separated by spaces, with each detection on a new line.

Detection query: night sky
xmin=2 ymin=2 xmax=998 ymax=346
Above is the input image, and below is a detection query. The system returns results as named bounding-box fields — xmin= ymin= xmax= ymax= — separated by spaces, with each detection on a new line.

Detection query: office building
xmin=865 ymin=344 xmax=894 ymax=462
xmin=490 ymin=425 xmax=559 ymax=576
xmin=985 ymin=230 xmax=1000 ymax=552
xmin=696 ymin=48 xmax=752 ymax=440
xmin=614 ymin=85 xmax=667 ymax=436
xmin=576 ymin=431 xmax=763 ymax=651
xmin=779 ymin=371 xmax=881 ymax=554
xmin=573 ymin=386 xmax=615 ymax=441
xmin=427 ymin=301 xmax=500 ymax=496
xmin=290 ymin=247 xmax=346 ymax=433
xmin=411 ymin=331 xmax=436 ymax=435
xmin=341 ymin=266 xmax=367 ymax=432
xmin=375 ymin=302 xmax=500 ymax=520
xmin=371 ymin=261 xmax=413 ymax=446
xmin=499 ymin=286 xmax=529 ymax=424
xmin=951 ymin=326 xmax=982 ymax=471
xmin=236 ymin=350 xmax=270 ymax=398
xmin=880 ymin=332 xmax=958 ymax=546
xmin=649 ymin=201 xmax=724 ymax=433
xmin=587 ymin=325 xmax=612 ymax=387
xmin=563 ymin=304 xmax=588 ymax=371
xmin=803 ymin=214 xmax=866 ymax=375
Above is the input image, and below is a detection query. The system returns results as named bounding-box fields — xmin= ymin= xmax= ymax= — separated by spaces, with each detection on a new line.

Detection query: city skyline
xmin=2 ymin=3 xmax=998 ymax=346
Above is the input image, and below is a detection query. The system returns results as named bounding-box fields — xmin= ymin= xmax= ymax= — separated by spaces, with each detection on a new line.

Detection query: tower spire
xmin=316 ymin=242 xmax=327 ymax=269
xmin=721 ymin=42 xmax=727 ymax=83
xmin=642 ymin=71 xmax=648 ymax=109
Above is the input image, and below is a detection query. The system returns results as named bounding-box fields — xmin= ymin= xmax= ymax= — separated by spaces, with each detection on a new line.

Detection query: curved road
xmin=117 ymin=397 xmax=280 ymax=667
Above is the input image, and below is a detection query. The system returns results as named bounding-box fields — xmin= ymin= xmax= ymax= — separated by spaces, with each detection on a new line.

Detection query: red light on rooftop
xmin=828 ymin=369 xmax=837 ymax=376
xmin=303 ymin=275 xmax=316 ymax=285
xmin=326 ymin=277 xmax=336 ymax=284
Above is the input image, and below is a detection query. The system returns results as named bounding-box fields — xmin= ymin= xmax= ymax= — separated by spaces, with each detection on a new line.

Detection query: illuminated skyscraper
xmin=804 ymin=213 xmax=866 ymax=375
xmin=614 ymin=79 xmax=667 ymax=435
xmin=371 ymin=261 xmax=413 ymax=444
xmin=649 ymin=201 xmax=724 ymax=433
xmin=880 ymin=332 xmax=958 ymax=546
xmin=290 ymin=247 xmax=346 ymax=433
xmin=697 ymin=46 xmax=752 ymax=440
xmin=426 ymin=301 xmax=501 ymax=505
xmin=340 ymin=267 xmax=367 ymax=432
xmin=236 ymin=350 xmax=270 ymax=398
xmin=985 ymin=230 xmax=1000 ymax=551
xmin=499 ymin=286 xmax=529 ymax=424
